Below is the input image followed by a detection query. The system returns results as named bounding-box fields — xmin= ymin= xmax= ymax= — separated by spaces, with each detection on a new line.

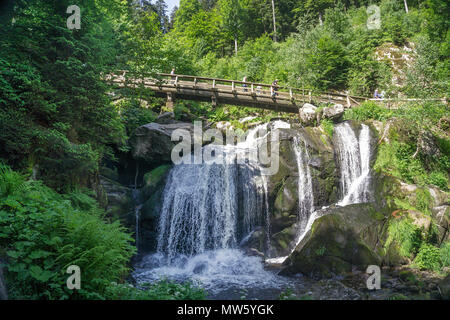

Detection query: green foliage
xmin=278 ymin=287 xmax=298 ymax=300
xmin=344 ymin=102 xmax=393 ymax=122
xmin=386 ymin=217 xmax=423 ymax=259
xmin=440 ymin=242 xmax=450 ymax=268
xmin=117 ymin=99 xmax=158 ymax=136
xmin=320 ymin=118 xmax=334 ymax=137
xmin=103 ymin=280 xmax=206 ymax=300
xmin=0 ymin=164 xmax=136 ymax=299
xmin=413 ymin=243 xmax=442 ymax=271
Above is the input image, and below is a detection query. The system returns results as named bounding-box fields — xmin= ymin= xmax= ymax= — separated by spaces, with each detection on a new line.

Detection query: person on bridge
xmin=271 ymin=79 xmax=279 ymax=98
xmin=170 ymin=68 xmax=176 ymax=84
xmin=242 ymin=76 xmax=248 ymax=92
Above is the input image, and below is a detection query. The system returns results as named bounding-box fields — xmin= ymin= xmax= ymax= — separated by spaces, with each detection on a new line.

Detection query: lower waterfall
xmin=133 ymin=120 xmax=374 ymax=297
xmin=134 ymin=123 xmax=289 ymax=295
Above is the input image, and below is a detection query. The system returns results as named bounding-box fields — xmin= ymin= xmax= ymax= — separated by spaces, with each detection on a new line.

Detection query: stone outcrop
xmin=130 ymin=122 xmax=195 ymax=165
xmin=298 ymin=103 xmax=317 ymax=125
xmin=280 ymin=204 xmax=385 ymax=278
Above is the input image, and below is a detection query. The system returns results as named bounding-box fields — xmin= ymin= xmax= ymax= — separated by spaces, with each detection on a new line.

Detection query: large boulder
xmin=298 ymin=103 xmax=317 ymax=126
xmin=130 ymin=122 xmax=195 ymax=165
xmin=280 ymin=204 xmax=386 ymax=278
xmin=320 ymin=104 xmax=345 ymax=122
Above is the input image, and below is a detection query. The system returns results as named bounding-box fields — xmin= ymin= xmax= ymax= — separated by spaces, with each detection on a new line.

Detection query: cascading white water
xmin=266 ymin=122 xmax=373 ymax=265
xmin=135 ymin=123 xmax=292 ymax=295
xmin=265 ymin=135 xmax=315 ymax=264
xmin=293 ymin=136 xmax=314 ymax=233
xmin=156 ymin=123 xmax=281 ymax=263
xmin=334 ymin=123 xmax=372 ymax=206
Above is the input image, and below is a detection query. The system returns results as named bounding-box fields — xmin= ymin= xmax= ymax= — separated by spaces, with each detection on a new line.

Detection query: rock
xmin=139 ymin=165 xmax=173 ymax=252
xmin=432 ymin=205 xmax=449 ymax=245
xmin=280 ymin=204 xmax=385 ymax=278
xmin=193 ymin=262 xmax=208 ymax=274
xmin=155 ymin=112 xmax=175 ymax=124
xmin=317 ymin=279 xmax=362 ymax=300
xmin=0 ymin=259 xmax=7 ymax=300
xmin=438 ymin=274 xmax=450 ymax=300
xmin=321 ymin=104 xmax=345 ymax=122
xmin=407 ymin=210 xmax=432 ymax=231
xmin=130 ymin=122 xmax=195 ymax=165
xmin=100 ymin=176 xmax=134 ymax=223
xmin=299 ymin=103 xmax=317 ymax=126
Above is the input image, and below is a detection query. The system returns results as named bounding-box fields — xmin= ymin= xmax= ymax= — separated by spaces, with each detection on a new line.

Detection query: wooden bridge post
xmin=164 ymin=92 xmax=174 ymax=112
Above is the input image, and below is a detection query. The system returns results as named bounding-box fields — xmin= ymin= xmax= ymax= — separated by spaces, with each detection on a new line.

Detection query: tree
xmin=219 ymin=0 xmax=246 ymax=55
xmin=174 ymin=0 xmax=202 ymax=31
xmin=271 ymin=0 xmax=277 ymax=42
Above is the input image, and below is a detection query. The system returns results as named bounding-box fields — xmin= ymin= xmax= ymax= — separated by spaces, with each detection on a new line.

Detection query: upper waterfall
xmin=334 ymin=122 xmax=372 ymax=206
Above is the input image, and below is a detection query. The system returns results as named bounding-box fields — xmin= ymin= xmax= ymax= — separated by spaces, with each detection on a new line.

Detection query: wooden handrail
xmin=108 ymin=71 xmax=447 ymax=104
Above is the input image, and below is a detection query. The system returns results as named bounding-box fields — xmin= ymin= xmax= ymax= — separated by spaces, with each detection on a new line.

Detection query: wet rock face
xmin=280 ymin=204 xmax=385 ymax=278
xmin=100 ymin=176 xmax=134 ymax=224
xmin=130 ymin=122 xmax=195 ymax=165
xmin=265 ymin=126 xmax=338 ymax=257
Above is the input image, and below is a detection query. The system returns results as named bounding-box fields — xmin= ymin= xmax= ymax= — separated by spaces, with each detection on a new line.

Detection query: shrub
xmin=440 ymin=242 xmax=450 ymax=268
xmin=413 ymin=243 xmax=442 ymax=271
xmin=103 ymin=280 xmax=206 ymax=300
xmin=386 ymin=217 xmax=423 ymax=259
xmin=0 ymin=164 xmax=136 ymax=299
xmin=320 ymin=119 xmax=334 ymax=137
xmin=344 ymin=101 xmax=392 ymax=122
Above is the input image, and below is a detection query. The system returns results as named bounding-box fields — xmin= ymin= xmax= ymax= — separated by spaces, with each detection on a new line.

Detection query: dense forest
xmin=0 ymin=0 xmax=448 ymax=300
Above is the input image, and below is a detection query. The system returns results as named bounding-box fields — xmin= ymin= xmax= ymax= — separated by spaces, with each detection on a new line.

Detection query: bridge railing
xmin=107 ymin=70 xmax=372 ymax=106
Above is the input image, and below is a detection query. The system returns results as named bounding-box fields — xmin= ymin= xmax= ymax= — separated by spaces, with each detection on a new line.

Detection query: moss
xmin=385 ymin=217 xmax=423 ymax=259
xmin=143 ymin=164 xmax=172 ymax=188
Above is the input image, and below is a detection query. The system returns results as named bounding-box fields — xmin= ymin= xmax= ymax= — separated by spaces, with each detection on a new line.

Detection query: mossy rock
xmin=140 ymin=164 xmax=172 ymax=221
xmin=281 ymin=204 xmax=385 ymax=278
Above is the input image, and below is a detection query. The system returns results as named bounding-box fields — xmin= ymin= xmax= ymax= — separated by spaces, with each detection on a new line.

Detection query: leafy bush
xmin=320 ymin=118 xmax=334 ymax=137
xmin=103 ymin=280 xmax=206 ymax=300
xmin=413 ymin=243 xmax=442 ymax=271
xmin=386 ymin=217 xmax=423 ymax=259
xmin=344 ymin=101 xmax=393 ymax=122
xmin=0 ymin=164 xmax=136 ymax=299
xmin=440 ymin=242 xmax=450 ymax=268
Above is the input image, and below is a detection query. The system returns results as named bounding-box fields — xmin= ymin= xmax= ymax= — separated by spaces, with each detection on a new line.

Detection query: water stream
xmin=133 ymin=121 xmax=373 ymax=298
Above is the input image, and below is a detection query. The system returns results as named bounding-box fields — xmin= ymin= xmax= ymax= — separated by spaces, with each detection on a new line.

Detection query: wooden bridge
xmin=105 ymin=71 xmax=446 ymax=113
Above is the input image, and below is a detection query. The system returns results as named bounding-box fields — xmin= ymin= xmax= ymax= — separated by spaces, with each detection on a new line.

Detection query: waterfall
xmin=292 ymin=136 xmax=314 ymax=234
xmin=265 ymin=135 xmax=315 ymax=264
xmin=156 ymin=124 xmax=276 ymax=262
xmin=266 ymin=122 xmax=373 ymax=264
xmin=132 ymin=188 xmax=142 ymax=252
xmin=334 ymin=123 xmax=372 ymax=206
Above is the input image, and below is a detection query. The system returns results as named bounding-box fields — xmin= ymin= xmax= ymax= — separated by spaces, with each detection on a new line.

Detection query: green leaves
xmin=0 ymin=165 xmax=136 ymax=299
xmin=29 ymin=266 xmax=55 ymax=283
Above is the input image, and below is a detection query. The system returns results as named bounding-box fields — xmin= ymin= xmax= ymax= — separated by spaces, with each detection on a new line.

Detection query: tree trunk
xmin=404 ymin=0 xmax=409 ymax=13
xmin=271 ymin=0 xmax=277 ymax=42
